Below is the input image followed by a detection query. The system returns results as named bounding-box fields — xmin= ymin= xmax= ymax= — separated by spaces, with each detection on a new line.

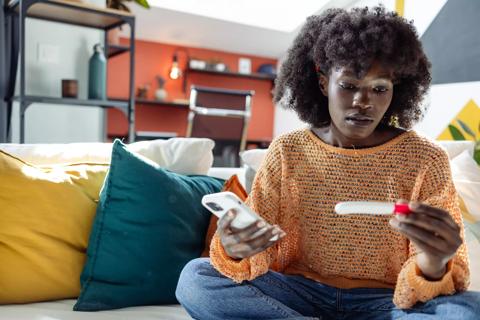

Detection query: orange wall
xmin=107 ymin=39 xmax=277 ymax=141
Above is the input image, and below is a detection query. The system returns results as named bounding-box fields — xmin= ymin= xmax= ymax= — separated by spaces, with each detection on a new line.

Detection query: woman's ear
xmin=318 ymin=73 xmax=328 ymax=97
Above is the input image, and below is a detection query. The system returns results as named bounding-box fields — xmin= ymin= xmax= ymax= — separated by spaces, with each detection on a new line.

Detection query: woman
xmin=176 ymin=6 xmax=480 ymax=319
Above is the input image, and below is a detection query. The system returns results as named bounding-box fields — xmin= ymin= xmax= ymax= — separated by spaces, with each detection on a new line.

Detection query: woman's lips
xmin=345 ymin=116 xmax=374 ymax=127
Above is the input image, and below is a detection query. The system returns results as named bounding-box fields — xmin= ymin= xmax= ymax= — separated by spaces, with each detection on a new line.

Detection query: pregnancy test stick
xmin=335 ymin=201 xmax=411 ymax=215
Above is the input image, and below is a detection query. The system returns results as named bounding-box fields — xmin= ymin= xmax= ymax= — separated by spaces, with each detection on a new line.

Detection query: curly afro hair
xmin=274 ymin=6 xmax=431 ymax=129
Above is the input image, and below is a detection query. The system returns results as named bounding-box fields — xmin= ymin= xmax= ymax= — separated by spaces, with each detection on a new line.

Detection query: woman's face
xmin=319 ymin=61 xmax=394 ymax=142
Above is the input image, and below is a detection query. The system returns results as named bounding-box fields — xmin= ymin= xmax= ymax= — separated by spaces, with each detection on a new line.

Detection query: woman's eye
xmin=373 ymin=86 xmax=388 ymax=93
xmin=339 ymin=83 xmax=355 ymax=90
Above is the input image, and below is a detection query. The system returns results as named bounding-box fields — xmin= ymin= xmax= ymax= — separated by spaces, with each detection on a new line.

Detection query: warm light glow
xmin=169 ymin=61 xmax=182 ymax=80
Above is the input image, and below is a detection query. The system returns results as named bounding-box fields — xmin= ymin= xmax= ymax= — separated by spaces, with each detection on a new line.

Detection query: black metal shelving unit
xmin=2 ymin=0 xmax=136 ymax=143
xmin=0 ymin=0 xmax=7 ymax=143
xmin=108 ymin=44 xmax=130 ymax=58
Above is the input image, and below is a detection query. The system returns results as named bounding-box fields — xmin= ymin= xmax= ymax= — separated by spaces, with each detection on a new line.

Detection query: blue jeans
xmin=176 ymin=258 xmax=480 ymax=320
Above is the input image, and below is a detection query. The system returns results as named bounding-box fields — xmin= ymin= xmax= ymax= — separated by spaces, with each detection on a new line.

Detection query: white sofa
xmin=0 ymin=140 xmax=478 ymax=320
xmin=0 ymin=140 xmax=244 ymax=320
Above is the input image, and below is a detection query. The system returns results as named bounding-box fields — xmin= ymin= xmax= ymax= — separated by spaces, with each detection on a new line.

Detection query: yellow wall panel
xmin=396 ymin=0 xmax=405 ymax=17
xmin=437 ymin=99 xmax=480 ymax=140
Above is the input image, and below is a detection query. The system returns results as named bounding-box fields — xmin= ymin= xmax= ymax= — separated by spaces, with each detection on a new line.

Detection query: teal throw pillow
xmin=74 ymin=140 xmax=223 ymax=311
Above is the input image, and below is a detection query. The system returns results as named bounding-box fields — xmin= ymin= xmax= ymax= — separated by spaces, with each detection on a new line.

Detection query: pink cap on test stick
xmin=394 ymin=203 xmax=411 ymax=215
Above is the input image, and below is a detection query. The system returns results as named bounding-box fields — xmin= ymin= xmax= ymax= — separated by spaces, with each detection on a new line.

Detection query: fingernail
xmin=227 ymin=211 xmax=234 ymax=218
xmin=396 ymin=214 xmax=407 ymax=221
xmin=272 ymin=228 xmax=280 ymax=235
xmin=409 ymin=202 xmax=419 ymax=210
xmin=257 ymin=221 xmax=265 ymax=228
xmin=389 ymin=219 xmax=399 ymax=227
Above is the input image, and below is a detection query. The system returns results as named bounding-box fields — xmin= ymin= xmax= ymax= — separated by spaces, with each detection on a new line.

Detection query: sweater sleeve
xmin=393 ymin=149 xmax=470 ymax=309
xmin=209 ymin=139 xmax=283 ymax=282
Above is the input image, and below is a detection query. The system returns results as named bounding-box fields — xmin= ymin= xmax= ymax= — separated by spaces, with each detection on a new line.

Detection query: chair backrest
xmin=186 ymin=86 xmax=254 ymax=167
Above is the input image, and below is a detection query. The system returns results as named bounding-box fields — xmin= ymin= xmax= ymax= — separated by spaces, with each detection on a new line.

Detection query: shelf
xmin=135 ymin=98 xmax=189 ymax=108
xmin=8 ymin=0 xmax=134 ymax=30
xmin=12 ymin=95 xmax=129 ymax=111
xmin=187 ymin=68 xmax=276 ymax=81
xmin=4 ymin=0 xmax=136 ymax=143
xmin=107 ymin=44 xmax=130 ymax=58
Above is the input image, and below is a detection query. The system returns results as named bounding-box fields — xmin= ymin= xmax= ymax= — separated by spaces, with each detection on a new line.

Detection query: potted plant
xmin=107 ymin=0 xmax=150 ymax=45
xmin=448 ymin=119 xmax=480 ymax=165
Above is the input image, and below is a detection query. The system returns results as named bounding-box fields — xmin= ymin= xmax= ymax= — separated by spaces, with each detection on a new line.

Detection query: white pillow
xmin=436 ymin=140 xmax=475 ymax=160
xmin=128 ymin=138 xmax=214 ymax=175
xmin=0 ymin=138 xmax=215 ymax=175
xmin=240 ymin=149 xmax=268 ymax=193
xmin=240 ymin=149 xmax=268 ymax=171
xmin=450 ymin=149 xmax=480 ymax=220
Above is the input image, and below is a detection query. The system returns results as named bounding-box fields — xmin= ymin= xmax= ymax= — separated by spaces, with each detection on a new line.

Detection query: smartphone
xmin=202 ymin=192 xmax=281 ymax=241
xmin=202 ymin=191 xmax=261 ymax=229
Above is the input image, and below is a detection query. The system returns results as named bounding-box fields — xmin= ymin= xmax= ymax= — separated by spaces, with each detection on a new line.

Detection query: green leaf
xmin=474 ymin=141 xmax=480 ymax=166
xmin=456 ymin=119 xmax=476 ymax=139
xmin=135 ymin=0 xmax=150 ymax=9
xmin=448 ymin=125 xmax=466 ymax=140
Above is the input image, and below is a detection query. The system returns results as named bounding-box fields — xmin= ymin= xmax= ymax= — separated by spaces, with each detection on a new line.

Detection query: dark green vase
xmin=88 ymin=43 xmax=106 ymax=100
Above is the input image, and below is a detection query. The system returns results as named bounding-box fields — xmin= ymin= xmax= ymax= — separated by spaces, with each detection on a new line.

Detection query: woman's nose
xmin=352 ymin=89 xmax=373 ymax=110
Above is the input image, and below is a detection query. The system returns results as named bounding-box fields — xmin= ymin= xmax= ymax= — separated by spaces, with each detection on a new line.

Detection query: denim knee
xmin=175 ymin=257 xmax=213 ymax=306
xmin=437 ymin=291 xmax=480 ymax=319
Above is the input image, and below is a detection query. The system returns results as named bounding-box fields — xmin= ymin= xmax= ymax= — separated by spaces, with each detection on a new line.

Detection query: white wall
xmin=273 ymin=53 xmax=308 ymax=137
xmin=273 ymin=106 xmax=308 ymax=137
xmin=415 ymin=81 xmax=480 ymax=138
xmin=403 ymin=0 xmax=448 ymax=37
xmin=11 ymin=19 xmax=105 ymax=143
xmin=348 ymin=0 xmax=448 ymax=35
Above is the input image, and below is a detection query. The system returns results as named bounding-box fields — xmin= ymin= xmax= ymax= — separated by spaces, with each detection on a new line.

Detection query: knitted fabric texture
xmin=210 ymin=129 xmax=470 ymax=309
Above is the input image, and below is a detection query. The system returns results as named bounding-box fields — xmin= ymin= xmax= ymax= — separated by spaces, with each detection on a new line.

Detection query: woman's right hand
xmin=218 ymin=210 xmax=286 ymax=259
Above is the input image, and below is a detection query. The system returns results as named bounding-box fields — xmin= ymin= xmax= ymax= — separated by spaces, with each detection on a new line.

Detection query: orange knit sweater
xmin=210 ymin=129 xmax=470 ymax=309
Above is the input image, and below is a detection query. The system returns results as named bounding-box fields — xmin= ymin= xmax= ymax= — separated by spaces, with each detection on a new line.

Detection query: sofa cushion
xmin=207 ymin=167 xmax=246 ymax=185
xmin=74 ymin=140 xmax=224 ymax=311
xmin=0 ymin=299 xmax=192 ymax=320
xmin=240 ymin=148 xmax=268 ymax=193
xmin=0 ymin=137 xmax=215 ymax=175
xmin=0 ymin=150 xmax=109 ymax=304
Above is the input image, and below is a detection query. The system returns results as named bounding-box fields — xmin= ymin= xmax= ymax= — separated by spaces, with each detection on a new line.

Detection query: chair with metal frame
xmin=186 ymin=85 xmax=254 ymax=167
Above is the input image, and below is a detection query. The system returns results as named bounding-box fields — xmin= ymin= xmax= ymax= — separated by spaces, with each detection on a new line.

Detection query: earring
xmin=389 ymin=115 xmax=400 ymax=128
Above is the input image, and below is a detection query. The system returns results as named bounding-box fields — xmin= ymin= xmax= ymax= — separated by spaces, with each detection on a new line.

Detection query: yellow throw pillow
xmin=0 ymin=150 xmax=109 ymax=304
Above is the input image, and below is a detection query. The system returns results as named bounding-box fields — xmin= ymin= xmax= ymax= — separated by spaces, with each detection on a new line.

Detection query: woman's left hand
xmin=389 ymin=201 xmax=463 ymax=280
